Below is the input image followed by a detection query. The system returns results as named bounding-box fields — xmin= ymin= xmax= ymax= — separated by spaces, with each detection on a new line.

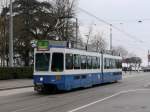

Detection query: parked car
xmin=142 ymin=67 xmax=150 ymax=72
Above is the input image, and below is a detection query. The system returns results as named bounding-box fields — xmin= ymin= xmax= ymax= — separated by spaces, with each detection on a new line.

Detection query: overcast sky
xmin=77 ymin=0 xmax=150 ymax=65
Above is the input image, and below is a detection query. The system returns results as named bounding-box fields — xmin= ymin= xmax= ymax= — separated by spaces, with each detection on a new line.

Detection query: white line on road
xmin=68 ymin=88 xmax=150 ymax=112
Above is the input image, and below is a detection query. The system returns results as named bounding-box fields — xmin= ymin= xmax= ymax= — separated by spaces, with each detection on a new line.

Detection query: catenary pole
xmin=9 ymin=0 xmax=14 ymax=67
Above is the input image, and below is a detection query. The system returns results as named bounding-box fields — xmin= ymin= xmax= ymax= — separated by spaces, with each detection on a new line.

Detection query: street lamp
xmin=9 ymin=0 xmax=14 ymax=67
xmin=138 ymin=20 xmax=142 ymax=23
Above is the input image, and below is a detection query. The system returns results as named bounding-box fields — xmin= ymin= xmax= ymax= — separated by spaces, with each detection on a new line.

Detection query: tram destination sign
xmin=37 ymin=40 xmax=49 ymax=51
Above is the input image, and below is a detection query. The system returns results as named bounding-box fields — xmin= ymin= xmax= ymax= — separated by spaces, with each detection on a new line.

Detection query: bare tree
xmin=112 ymin=46 xmax=128 ymax=58
xmin=127 ymin=52 xmax=137 ymax=58
xmin=53 ymin=0 xmax=77 ymax=41
xmin=123 ymin=56 xmax=142 ymax=71
xmin=90 ymin=32 xmax=107 ymax=52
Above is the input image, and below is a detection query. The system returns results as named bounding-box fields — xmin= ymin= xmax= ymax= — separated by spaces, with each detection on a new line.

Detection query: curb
xmin=0 ymin=85 xmax=34 ymax=91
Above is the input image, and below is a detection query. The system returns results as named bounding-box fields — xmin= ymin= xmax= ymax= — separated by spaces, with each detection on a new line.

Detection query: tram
xmin=33 ymin=40 xmax=122 ymax=92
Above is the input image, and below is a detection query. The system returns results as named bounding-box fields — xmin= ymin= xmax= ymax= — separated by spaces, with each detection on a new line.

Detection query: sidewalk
xmin=0 ymin=79 xmax=33 ymax=91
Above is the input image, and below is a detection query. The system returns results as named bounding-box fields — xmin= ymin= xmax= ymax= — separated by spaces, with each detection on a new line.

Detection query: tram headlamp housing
xmin=40 ymin=77 xmax=43 ymax=82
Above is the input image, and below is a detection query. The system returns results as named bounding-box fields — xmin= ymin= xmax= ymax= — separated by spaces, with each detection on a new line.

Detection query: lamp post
xmin=9 ymin=0 xmax=14 ymax=67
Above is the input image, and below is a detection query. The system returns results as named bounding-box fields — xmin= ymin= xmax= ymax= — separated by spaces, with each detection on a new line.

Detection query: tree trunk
xmin=24 ymin=50 xmax=30 ymax=66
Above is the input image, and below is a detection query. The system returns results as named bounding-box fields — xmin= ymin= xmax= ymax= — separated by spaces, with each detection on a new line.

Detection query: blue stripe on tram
xmin=34 ymin=72 xmax=122 ymax=91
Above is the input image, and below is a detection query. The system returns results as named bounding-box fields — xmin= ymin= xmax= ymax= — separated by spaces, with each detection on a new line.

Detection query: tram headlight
xmin=40 ymin=77 xmax=43 ymax=82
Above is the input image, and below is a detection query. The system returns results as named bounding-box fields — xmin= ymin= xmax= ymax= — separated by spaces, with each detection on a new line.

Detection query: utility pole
xmin=86 ymin=25 xmax=93 ymax=50
xmin=9 ymin=0 xmax=14 ymax=67
xmin=110 ymin=24 xmax=112 ymax=50
xmin=148 ymin=50 xmax=150 ymax=66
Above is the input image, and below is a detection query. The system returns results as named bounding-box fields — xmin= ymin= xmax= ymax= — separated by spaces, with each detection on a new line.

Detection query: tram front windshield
xmin=51 ymin=53 xmax=64 ymax=72
xmin=35 ymin=53 xmax=50 ymax=71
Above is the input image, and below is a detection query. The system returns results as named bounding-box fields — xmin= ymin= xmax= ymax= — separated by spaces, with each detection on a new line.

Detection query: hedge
xmin=0 ymin=67 xmax=33 ymax=80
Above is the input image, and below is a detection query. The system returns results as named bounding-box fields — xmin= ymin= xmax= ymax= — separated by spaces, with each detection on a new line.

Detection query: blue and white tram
xmin=33 ymin=41 xmax=122 ymax=92
xmin=102 ymin=54 xmax=122 ymax=83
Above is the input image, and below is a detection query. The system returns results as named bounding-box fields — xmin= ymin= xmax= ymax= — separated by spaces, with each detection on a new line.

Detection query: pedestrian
xmin=129 ymin=65 xmax=132 ymax=74
xmin=124 ymin=67 xmax=127 ymax=73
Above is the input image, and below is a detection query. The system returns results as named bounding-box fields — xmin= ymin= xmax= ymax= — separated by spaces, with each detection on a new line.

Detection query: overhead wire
xmin=107 ymin=18 xmax=150 ymax=23
xmin=78 ymin=7 xmax=145 ymax=44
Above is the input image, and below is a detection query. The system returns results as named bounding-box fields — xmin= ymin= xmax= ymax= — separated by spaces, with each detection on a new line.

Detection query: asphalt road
xmin=0 ymin=72 xmax=150 ymax=112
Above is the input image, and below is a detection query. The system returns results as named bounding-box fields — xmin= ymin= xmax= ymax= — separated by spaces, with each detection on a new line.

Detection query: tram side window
xmin=104 ymin=58 xmax=122 ymax=69
xmin=116 ymin=59 xmax=122 ymax=69
xmin=74 ymin=54 xmax=81 ymax=69
xmin=104 ymin=58 xmax=107 ymax=69
xmin=104 ymin=58 xmax=110 ymax=69
xmin=51 ymin=53 xmax=64 ymax=72
xmin=119 ymin=60 xmax=122 ymax=68
xmin=35 ymin=53 xmax=50 ymax=71
xmin=66 ymin=54 xmax=73 ymax=70
xmin=97 ymin=57 xmax=100 ymax=69
xmin=92 ymin=57 xmax=97 ymax=69
xmin=81 ymin=55 xmax=87 ymax=69
xmin=111 ymin=59 xmax=116 ymax=68
xmin=87 ymin=56 xmax=92 ymax=69
xmin=109 ymin=59 xmax=113 ymax=69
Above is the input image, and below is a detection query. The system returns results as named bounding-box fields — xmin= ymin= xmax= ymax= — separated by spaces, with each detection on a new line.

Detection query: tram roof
xmin=36 ymin=40 xmax=121 ymax=57
xmin=47 ymin=46 xmax=121 ymax=57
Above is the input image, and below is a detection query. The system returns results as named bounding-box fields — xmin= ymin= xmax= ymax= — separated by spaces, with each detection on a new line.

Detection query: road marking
xmin=68 ymin=89 xmax=150 ymax=112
